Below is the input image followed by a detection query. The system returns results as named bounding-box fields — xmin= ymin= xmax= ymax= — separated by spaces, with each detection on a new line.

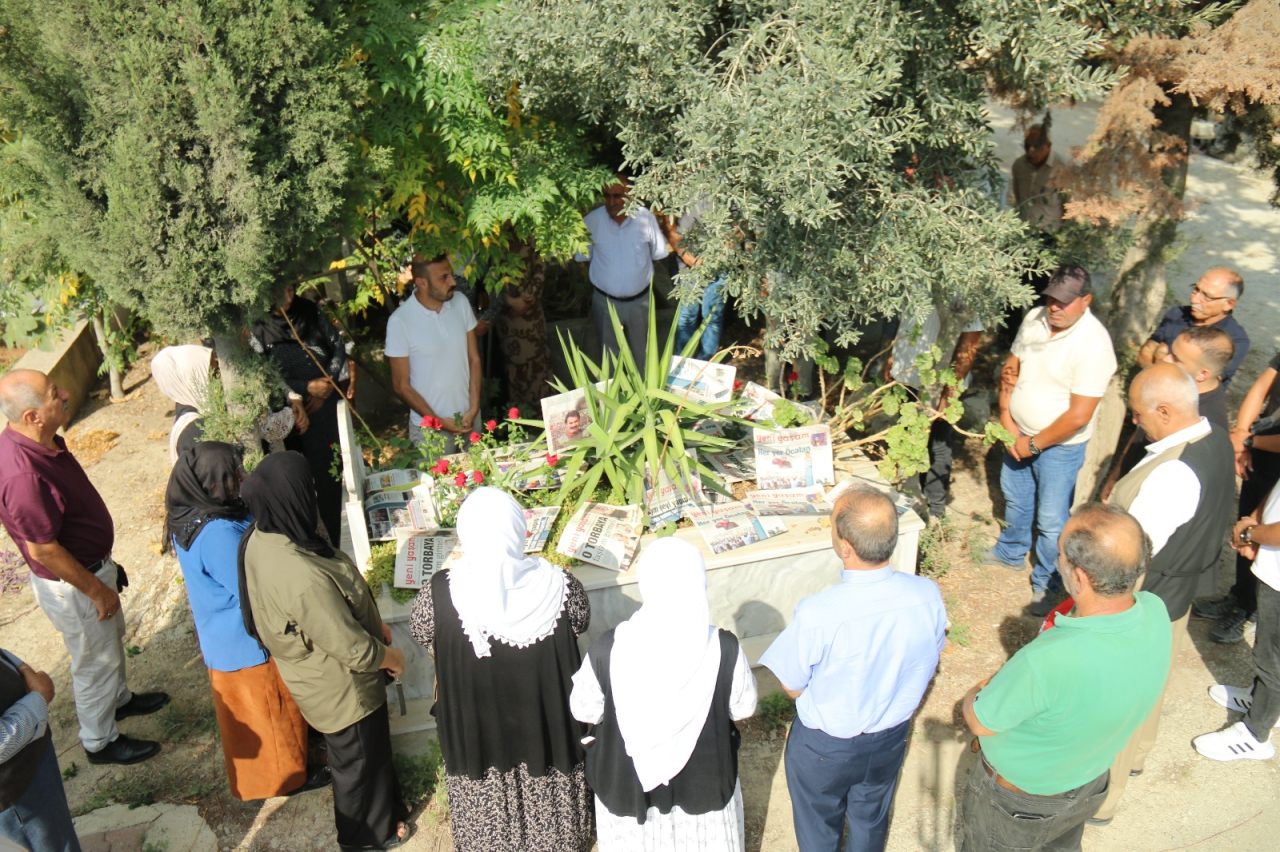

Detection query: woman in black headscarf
xmin=165 ymin=443 xmax=321 ymax=801
xmin=238 ymin=452 xmax=410 ymax=851
xmin=249 ymin=282 xmax=352 ymax=543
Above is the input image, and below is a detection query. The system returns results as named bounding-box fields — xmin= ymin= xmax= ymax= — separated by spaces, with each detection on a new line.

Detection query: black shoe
xmin=1211 ymin=609 xmax=1256 ymax=645
xmin=1129 ymin=768 xmax=1143 ymax=777
xmin=1192 ymin=595 xmax=1237 ymax=620
xmin=286 ymin=765 xmax=332 ymax=797
xmin=86 ymin=735 xmax=161 ymax=766
xmin=115 ymin=692 xmax=170 ymax=721
xmin=1087 ymin=817 xmax=1112 ymax=827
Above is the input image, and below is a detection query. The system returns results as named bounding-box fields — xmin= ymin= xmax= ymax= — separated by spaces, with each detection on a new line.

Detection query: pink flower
xmin=421 ymin=415 xmax=442 ymax=430
xmin=508 ymin=407 xmax=520 ymax=420
xmin=454 ymin=471 xmax=467 ymax=487
xmin=472 ymin=471 xmax=484 ymax=484
xmin=485 ymin=419 xmax=497 ymax=431
xmin=469 ymin=431 xmax=481 ymax=444
xmin=431 ymin=458 xmax=449 ymax=475
xmin=545 ymin=453 xmax=559 ymax=467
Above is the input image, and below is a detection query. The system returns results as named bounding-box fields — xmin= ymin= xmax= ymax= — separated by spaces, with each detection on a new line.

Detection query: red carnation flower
xmin=485 ymin=419 xmax=497 ymax=431
xmin=546 ymin=453 xmax=559 ymax=467
xmin=508 ymin=407 xmax=520 ymax=420
xmin=469 ymin=431 xmax=481 ymax=444
xmin=431 ymin=459 xmax=450 ymax=475
xmin=472 ymin=471 xmax=484 ymax=484
xmin=733 ymin=380 xmax=742 ymax=391
xmin=788 ymin=370 xmax=799 ymax=383
xmin=454 ymin=471 xmax=467 ymax=487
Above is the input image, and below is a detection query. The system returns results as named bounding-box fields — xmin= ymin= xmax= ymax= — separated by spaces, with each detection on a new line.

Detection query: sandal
xmin=338 ymin=821 xmax=413 ymax=852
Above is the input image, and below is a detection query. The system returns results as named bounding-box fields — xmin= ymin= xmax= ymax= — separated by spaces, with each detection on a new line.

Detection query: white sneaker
xmin=1209 ymin=684 xmax=1254 ymax=713
xmin=1193 ymin=721 xmax=1277 ymax=762
xmin=1208 ymin=684 xmax=1280 ymax=727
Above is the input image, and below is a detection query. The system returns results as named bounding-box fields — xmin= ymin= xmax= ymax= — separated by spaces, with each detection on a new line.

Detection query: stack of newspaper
xmin=556 ymin=503 xmax=644 ymax=572
xmin=393 ymin=531 xmax=462 ymax=589
xmin=685 ymin=500 xmax=788 ymax=555
xmin=665 ymin=356 xmax=737 ymax=405
xmin=364 ymin=469 xmax=440 ymax=541
xmin=753 ymin=425 xmax=835 ymax=490
xmin=732 ymin=381 xmax=820 ymax=424
xmin=643 ymin=450 xmax=706 ymax=525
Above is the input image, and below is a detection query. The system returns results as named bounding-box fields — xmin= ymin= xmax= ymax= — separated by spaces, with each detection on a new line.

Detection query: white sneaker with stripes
xmin=1207 ymin=684 xmax=1280 ymax=726
xmin=1193 ymin=721 xmax=1277 ymax=762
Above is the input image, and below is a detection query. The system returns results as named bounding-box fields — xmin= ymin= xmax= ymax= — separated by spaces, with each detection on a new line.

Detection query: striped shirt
xmin=0 ymin=651 xmax=48 ymax=764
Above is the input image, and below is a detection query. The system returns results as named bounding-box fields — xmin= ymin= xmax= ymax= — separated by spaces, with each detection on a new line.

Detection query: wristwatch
xmin=1028 ymin=436 xmax=1042 ymax=455
xmin=1244 ymin=435 xmax=1256 ymax=450
xmin=1241 ymin=525 xmax=1256 ymax=545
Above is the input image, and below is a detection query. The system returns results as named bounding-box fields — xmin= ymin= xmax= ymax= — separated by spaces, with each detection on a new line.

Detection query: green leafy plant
xmin=393 ymin=741 xmax=445 ymax=806
xmin=364 ymin=541 xmax=414 ymax=604
xmin=949 ymin=622 xmax=972 ymax=647
xmin=537 ymin=295 xmax=744 ymax=521
xmin=758 ymin=691 xmax=797 ymax=734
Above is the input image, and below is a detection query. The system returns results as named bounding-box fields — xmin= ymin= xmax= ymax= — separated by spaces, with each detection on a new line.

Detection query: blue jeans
xmin=784 ymin=717 xmax=910 ymax=852
xmin=993 ymin=441 xmax=1088 ymax=593
xmin=0 ymin=739 xmax=81 ymax=852
xmin=673 ymin=276 xmax=726 ymax=361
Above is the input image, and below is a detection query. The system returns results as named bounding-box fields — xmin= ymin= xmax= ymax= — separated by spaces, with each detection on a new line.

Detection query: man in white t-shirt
xmin=885 ymin=307 xmax=984 ymax=520
xmin=385 ymin=254 xmax=482 ymax=455
xmin=576 ymin=174 xmax=670 ymax=365
xmin=984 ymin=265 xmax=1117 ymax=615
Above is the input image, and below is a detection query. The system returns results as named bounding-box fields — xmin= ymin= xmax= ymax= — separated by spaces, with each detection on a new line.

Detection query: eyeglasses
xmin=1191 ymin=284 xmax=1232 ymax=302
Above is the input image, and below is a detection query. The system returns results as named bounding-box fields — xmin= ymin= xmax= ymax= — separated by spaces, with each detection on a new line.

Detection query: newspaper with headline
xmin=753 ymin=425 xmax=834 ymax=490
xmin=393 ymin=531 xmax=462 ymax=589
xmin=746 ymin=485 xmax=831 ymax=516
xmin=685 ymin=500 xmax=788 ymax=555
xmin=666 ymin=356 xmax=736 ymax=405
xmin=556 ymin=502 xmax=643 ymax=572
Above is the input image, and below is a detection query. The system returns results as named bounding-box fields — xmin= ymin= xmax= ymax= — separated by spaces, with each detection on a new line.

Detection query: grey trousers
xmin=959 ymin=756 xmax=1108 ymax=852
xmin=1245 ymin=579 xmax=1280 ymax=739
xmin=592 ymin=290 xmax=650 ymax=368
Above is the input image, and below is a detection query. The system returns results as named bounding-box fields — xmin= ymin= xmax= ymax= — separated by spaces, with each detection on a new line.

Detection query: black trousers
xmin=959 ymin=758 xmax=1108 ymax=852
xmin=326 ymin=704 xmax=406 ymax=850
xmin=1232 ymin=451 xmax=1280 ymax=615
xmin=1245 ymin=580 xmax=1280 ymax=740
xmin=921 ymin=418 xmax=956 ymax=518
xmin=285 ymin=394 xmax=343 ymax=545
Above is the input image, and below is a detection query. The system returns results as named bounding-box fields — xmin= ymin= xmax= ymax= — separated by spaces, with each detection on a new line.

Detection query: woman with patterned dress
xmin=495 ymin=241 xmax=554 ymax=410
xmin=164 ymin=442 xmax=325 ymax=801
xmin=570 ymin=537 xmax=758 ymax=851
xmin=409 ymin=487 xmax=592 ymax=852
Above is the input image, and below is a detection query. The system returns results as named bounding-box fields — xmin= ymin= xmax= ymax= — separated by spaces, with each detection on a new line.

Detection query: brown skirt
xmin=209 ymin=659 xmax=308 ymax=800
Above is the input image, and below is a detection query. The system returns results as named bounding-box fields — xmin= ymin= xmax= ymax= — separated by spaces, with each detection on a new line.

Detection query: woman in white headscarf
xmin=570 ymin=537 xmax=758 ymax=851
xmin=409 ymin=488 xmax=593 ymax=852
xmin=150 ymin=344 xmax=305 ymax=464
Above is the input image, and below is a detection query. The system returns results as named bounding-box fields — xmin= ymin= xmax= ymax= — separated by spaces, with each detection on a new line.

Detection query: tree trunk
xmin=1078 ymin=89 xmax=1194 ymax=503
xmin=212 ymin=335 xmax=262 ymax=449
xmin=90 ymin=310 xmax=125 ymax=400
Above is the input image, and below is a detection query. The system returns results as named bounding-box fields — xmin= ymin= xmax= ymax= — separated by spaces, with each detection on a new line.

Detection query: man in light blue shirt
xmin=761 ymin=485 xmax=947 ymax=852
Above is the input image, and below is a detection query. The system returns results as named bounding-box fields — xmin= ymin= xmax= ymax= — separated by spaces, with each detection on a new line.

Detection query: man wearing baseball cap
xmin=984 ymin=265 xmax=1118 ymax=617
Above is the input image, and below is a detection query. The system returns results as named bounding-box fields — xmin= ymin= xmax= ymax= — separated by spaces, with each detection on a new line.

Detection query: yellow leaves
xmin=506 ymin=173 xmax=518 ymax=187
xmin=329 ymin=259 xmax=349 ymax=270
xmin=407 ymin=192 xmax=428 ymax=221
xmin=492 ymin=223 xmax=501 ymax=236
xmin=468 ymin=169 xmax=477 ymax=182
xmin=505 ymin=81 xmax=523 ymax=129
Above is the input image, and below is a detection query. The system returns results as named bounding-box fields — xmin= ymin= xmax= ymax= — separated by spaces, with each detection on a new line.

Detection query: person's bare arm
xmin=25 ymin=541 xmax=118 ymax=620
xmin=962 ymin=677 xmax=997 ymax=737
xmin=461 ymin=329 xmax=482 ymax=429
xmin=1012 ymin=394 xmax=1102 ymax=459
xmin=1137 ymin=339 xmax=1165 ymax=368
xmin=1231 ymin=366 xmax=1277 ymax=476
xmin=998 ymin=354 xmax=1021 ymax=455
xmin=388 ymin=356 xmax=436 ymax=422
xmin=939 ymin=330 xmax=982 ymax=408
xmin=780 ymin=684 xmax=804 ymax=700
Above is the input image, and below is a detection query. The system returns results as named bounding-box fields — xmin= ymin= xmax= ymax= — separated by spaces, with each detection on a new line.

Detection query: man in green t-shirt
xmin=959 ymin=503 xmax=1173 ymax=851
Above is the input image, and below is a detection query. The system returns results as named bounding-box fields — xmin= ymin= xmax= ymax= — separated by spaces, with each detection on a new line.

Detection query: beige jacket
xmin=243 ymin=530 xmax=387 ymax=733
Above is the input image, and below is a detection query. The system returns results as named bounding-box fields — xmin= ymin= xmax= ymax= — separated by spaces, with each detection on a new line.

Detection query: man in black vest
xmin=1094 ymin=363 xmax=1235 ymax=823
xmin=0 ymin=649 xmax=78 ymax=851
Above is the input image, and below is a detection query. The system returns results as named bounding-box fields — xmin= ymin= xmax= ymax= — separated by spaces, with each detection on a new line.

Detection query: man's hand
xmin=381 ymin=646 xmax=406 ymax=679
xmin=304 ymin=395 xmax=324 ymax=415
xmin=89 ymin=581 xmax=120 ymax=621
xmin=1011 ymin=434 xmax=1033 ymax=461
xmin=290 ymin=398 xmax=310 ymax=435
xmin=474 ymin=320 xmax=490 ymax=338
xmin=1231 ymin=516 xmax=1259 ymax=552
xmin=345 ymin=361 xmax=357 ymax=401
xmin=382 ymin=623 xmax=393 ymax=645
xmin=881 ymin=353 xmax=894 ymax=383
xmin=20 ymin=664 xmax=54 ymax=704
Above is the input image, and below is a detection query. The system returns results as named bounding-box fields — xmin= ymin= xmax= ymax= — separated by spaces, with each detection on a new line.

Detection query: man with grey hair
xmin=1090 ymin=362 xmax=1234 ymax=822
xmin=0 ymin=369 xmax=167 ymax=767
xmin=761 ymin=485 xmax=946 ymax=851
xmin=960 ymin=503 xmax=1172 ymax=851
xmin=1138 ymin=267 xmax=1249 ymax=386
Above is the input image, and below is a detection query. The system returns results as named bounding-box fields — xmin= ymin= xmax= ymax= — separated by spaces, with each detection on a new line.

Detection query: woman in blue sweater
xmin=165 ymin=442 xmax=325 ymax=800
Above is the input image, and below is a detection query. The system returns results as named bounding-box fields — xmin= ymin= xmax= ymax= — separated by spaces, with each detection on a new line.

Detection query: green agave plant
xmin=532 ymin=291 xmax=750 ymax=521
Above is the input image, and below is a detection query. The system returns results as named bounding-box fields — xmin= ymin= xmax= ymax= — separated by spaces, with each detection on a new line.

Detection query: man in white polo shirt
xmin=386 ymin=254 xmax=482 ymax=455
xmin=984 ymin=265 xmax=1117 ymax=616
xmin=577 ymin=174 xmax=670 ymax=364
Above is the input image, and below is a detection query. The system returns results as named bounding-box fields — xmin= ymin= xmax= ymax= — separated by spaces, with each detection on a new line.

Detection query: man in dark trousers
xmin=0 ymin=649 xmax=79 ymax=851
xmin=0 ymin=369 xmax=168 ymax=766
xmin=960 ymin=504 xmax=1171 ymax=850
xmin=761 ymin=486 xmax=946 ymax=851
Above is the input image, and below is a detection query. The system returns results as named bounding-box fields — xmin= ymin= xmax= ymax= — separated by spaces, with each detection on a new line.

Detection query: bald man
xmin=0 ymin=370 xmax=166 ymax=767
xmin=1092 ymin=364 xmax=1234 ymax=822
xmin=961 ymin=503 xmax=1171 ymax=851
xmin=761 ymin=486 xmax=945 ymax=852
xmin=1139 ymin=267 xmax=1250 ymax=386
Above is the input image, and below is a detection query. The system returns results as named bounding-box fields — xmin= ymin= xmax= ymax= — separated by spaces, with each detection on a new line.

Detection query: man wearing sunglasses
xmin=1138 ymin=267 xmax=1249 ymax=387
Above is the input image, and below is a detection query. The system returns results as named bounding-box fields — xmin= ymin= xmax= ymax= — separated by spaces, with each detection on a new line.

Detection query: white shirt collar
xmin=1137 ymin=417 xmax=1212 ymax=468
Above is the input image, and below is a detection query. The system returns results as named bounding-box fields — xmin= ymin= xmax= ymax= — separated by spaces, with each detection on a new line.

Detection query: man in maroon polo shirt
xmin=0 ymin=369 xmax=167 ymax=766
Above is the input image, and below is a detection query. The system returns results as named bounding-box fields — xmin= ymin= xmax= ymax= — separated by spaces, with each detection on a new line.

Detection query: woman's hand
xmin=290 ymin=398 xmax=310 ymax=434
xmin=381 ymin=645 xmax=406 ymax=679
